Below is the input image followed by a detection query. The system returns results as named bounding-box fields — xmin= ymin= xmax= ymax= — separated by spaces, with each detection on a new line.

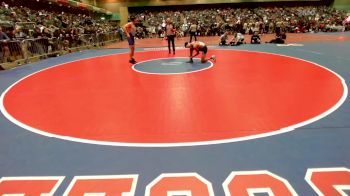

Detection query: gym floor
xmin=0 ymin=32 xmax=349 ymax=195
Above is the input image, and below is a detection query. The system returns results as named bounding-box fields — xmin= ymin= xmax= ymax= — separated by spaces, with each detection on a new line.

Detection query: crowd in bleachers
xmin=133 ymin=6 xmax=349 ymax=39
xmin=0 ymin=1 xmax=118 ymax=63
xmin=1 ymin=1 xmax=349 ymax=65
xmin=0 ymin=1 xmax=115 ymax=40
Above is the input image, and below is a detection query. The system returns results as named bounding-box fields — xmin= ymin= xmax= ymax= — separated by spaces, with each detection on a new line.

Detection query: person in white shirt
xmin=189 ymin=22 xmax=197 ymax=42
xmin=230 ymin=32 xmax=245 ymax=46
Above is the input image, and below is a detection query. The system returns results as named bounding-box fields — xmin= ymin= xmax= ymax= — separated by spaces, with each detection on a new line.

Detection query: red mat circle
xmin=1 ymin=50 xmax=346 ymax=146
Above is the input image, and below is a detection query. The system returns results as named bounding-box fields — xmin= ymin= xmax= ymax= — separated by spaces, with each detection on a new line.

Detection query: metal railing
xmin=0 ymin=32 xmax=121 ymax=68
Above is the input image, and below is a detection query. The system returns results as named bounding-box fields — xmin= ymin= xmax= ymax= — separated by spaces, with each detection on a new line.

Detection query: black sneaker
xmin=186 ymin=59 xmax=194 ymax=63
xmin=129 ymin=59 xmax=137 ymax=64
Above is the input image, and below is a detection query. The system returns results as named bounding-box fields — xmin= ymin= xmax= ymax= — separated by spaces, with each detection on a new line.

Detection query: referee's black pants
xmin=167 ymin=35 xmax=175 ymax=54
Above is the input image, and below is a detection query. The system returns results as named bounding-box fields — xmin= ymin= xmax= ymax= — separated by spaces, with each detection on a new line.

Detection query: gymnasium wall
xmin=332 ymin=0 xmax=350 ymax=11
xmin=81 ymin=0 xmax=97 ymax=6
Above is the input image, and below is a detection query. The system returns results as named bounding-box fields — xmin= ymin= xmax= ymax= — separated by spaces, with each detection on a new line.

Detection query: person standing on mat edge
xmin=185 ymin=41 xmax=216 ymax=63
xmin=123 ymin=16 xmax=138 ymax=64
xmin=165 ymin=18 xmax=176 ymax=55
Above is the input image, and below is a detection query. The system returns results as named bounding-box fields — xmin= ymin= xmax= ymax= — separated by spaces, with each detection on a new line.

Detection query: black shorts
xmin=199 ymin=46 xmax=208 ymax=54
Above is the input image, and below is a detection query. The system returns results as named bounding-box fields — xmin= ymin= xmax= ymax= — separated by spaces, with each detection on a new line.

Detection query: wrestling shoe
xmin=129 ymin=58 xmax=137 ymax=64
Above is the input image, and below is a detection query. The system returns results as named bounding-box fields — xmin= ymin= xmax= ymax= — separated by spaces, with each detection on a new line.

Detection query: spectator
xmin=251 ymin=31 xmax=261 ymax=44
xmin=219 ymin=31 xmax=229 ymax=46
xmin=230 ymin=32 xmax=245 ymax=46
xmin=0 ymin=26 xmax=10 ymax=62
xmin=33 ymin=26 xmax=43 ymax=38
xmin=0 ymin=26 xmax=10 ymax=41
xmin=267 ymin=32 xmax=287 ymax=44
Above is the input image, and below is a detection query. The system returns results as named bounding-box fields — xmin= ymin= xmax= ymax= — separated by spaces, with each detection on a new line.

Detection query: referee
xmin=165 ymin=18 xmax=176 ymax=55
